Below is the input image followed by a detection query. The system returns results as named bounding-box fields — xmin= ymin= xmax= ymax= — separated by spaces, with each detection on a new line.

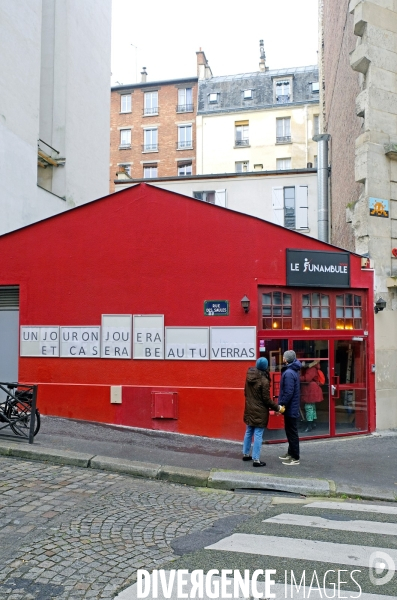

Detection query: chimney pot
xmin=259 ymin=39 xmax=266 ymax=71
xmin=141 ymin=67 xmax=147 ymax=83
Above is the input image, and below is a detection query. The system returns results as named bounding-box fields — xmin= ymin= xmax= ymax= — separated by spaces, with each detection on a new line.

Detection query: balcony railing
xmin=235 ymin=139 xmax=249 ymax=147
xmin=176 ymin=141 xmax=193 ymax=150
xmin=276 ymin=95 xmax=290 ymax=104
xmin=143 ymin=107 xmax=159 ymax=115
xmin=176 ymin=104 xmax=194 ymax=113
xmin=142 ymin=144 xmax=159 ymax=152
xmin=276 ymin=136 xmax=291 ymax=143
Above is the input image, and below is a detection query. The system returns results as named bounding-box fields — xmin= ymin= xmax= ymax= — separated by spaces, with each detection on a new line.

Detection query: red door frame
xmin=257 ymin=330 xmax=373 ymax=440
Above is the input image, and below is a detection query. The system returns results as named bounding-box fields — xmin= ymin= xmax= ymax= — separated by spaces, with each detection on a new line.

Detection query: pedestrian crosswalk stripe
xmin=206 ymin=533 xmax=397 ymax=567
xmin=305 ymin=501 xmax=397 ymax=515
xmin=263 ymin=513 xmax=397 ymax=535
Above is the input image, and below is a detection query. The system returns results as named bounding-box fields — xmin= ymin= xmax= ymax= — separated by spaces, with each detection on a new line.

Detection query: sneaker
xmin=253 ymin=460 xmax=266 ymax=467
xmin=278 ymin=453 xmax=291 ymax=460
xmin=242 ymin=454 xmax=252 ymax=461
xmin=282 ymin=457 xmax=300 ymax=465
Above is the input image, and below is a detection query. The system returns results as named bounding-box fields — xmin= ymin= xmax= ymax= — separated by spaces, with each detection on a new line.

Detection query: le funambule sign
xmin=286 ymin=249 xmax=350 ymax=287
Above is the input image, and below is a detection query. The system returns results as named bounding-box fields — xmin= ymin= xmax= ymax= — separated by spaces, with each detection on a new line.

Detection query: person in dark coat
xmin=300 ymin=360 xmax=323 ymax=432
xmin=278 ymin=350 xmax=302 ymax=466
xmin=242 ymin=357 xmax=284 ymax=467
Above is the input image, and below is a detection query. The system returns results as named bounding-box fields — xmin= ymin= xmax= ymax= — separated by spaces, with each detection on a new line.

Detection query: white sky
xmin=111 ymin=0 xmax=319 ymax=86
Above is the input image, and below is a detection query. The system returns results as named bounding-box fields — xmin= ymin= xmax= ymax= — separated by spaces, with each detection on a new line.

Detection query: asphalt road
xmin=15 ymin=415 xmax=397 ymax=498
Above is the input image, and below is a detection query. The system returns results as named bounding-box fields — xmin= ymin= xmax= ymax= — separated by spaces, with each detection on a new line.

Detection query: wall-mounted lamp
xmin=374 ymin=297 xmax=386 ymax=313
xmin=241 ymin=295 xmax=250 ymax=313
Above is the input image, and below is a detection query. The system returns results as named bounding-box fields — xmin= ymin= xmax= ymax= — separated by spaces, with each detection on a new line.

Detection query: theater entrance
xmin=257 ymin=335 xmax=368 ymax=441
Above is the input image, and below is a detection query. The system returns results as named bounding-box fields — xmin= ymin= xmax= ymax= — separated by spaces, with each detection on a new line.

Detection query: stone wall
xmin=322 ymin=0 xmax=364 ymax=251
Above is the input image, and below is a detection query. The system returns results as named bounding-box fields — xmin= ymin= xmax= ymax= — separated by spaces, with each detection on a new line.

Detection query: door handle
xmin=332 ymin=375 xmax=340 ymax=399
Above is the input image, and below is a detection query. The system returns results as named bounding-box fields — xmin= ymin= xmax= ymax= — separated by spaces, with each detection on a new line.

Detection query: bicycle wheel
xmin=6 ymin=401 xmax=41 ymax=437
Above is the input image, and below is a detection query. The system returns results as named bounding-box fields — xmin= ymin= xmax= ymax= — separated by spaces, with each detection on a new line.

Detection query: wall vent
xmin=0 ymin=286 xmax=19 ymax=310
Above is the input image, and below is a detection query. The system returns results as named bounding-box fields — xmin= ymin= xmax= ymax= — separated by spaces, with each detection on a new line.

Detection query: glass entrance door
xmin=293 ymin=340 xmax=330 ymax=437
xmin=332 ymin=339 xmax=367 ymax=434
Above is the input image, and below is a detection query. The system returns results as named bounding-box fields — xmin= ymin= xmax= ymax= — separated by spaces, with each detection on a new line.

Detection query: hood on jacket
xmin=246 ymin=367 xmax=268 ymax=383
xmin=282 ymin=359 xmax=302 ymax=373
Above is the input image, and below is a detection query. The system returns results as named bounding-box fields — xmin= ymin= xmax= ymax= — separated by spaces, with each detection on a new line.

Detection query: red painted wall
xmin=0 ymin=184 xmax=375 ymax=439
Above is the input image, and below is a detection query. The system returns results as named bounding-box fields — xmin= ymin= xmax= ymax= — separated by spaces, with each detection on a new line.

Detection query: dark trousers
xmin=284 ymin=415 xmax=300 ymax=460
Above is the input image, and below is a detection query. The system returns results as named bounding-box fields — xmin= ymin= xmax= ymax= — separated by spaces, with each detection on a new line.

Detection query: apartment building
xmin=110 ymin=72 xmax=198 ymax=190
xmin=196 ymin=46 xmax=320 ymax=175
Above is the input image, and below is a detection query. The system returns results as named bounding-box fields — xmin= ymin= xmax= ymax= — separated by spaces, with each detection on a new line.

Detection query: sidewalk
xmin=0 ymin=416 xmax=396 ymax=502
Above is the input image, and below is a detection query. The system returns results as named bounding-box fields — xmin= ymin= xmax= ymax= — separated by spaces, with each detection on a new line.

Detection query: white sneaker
xmin=278 ymin=453 xmax=291 ymax=460
xmin=282 ymin=457 xmax=300 ymax=465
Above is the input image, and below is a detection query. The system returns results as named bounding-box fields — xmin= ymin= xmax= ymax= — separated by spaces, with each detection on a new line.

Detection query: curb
xmin=208 ymin=469 xmax=330 ymax=496
xmin=0 ymin=440 xmax=395 ymax=502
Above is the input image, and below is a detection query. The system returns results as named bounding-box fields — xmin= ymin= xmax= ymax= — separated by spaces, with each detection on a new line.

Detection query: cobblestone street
xmin=0 ymin=456 xmax=271 ymax=599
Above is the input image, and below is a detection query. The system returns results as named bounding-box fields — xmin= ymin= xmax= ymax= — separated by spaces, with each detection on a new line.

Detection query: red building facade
xmin=0 ymin=184 xmax=374 ymax=442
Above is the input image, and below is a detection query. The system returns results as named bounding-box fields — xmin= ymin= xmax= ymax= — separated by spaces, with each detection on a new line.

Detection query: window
xmin=235 ymin=122 xmax=249 ymax=146
xmin=312 ymin=82 xmax=320 ymax=93
xmin=235 ymin=161 xmax=249 ymax=173
xmin=118 ymin=163 xmax=131 ymax=176
xmin=143 ymin=128 xmax=158 ymax=152
xmin=119 ymin=129 xmax=131 ymax=147
xmin=177 ymin=88 xmax=193 ymax=112
xmin=178 ymin=125 xmax=192 ymax=149
xmin=272 ymin=186 xmax=308 ymax=229
xmin=313 ymin=115 xmax=320 ymax=136
xmin=262 ymin=291 xmax=292 ymax=330
xmin=275 ymin=80 xmax=291 ymax=104
xmin=336 ymin=294 xmax=362 ymax=330
xmin=260 ymin=288 xmax=366 ymax=331
xmin=193 ymin=190 xmax=226 ymax=206
xmin=208 ymin=93 xmax=218 ymax=103
xmin=143 ymin=164 xmax=158 ymax=178
xmin=284 ymin=187 xmax=295 ymax=229
xmin=194 ymin=191 xmax=215 ymax=204
xmin=144 ymin=91 xmax=158 ymax=115
xmin=243 ymin=89 xmax=252 ymax=99
xmin=276 ymin=117 xmax=291 ymax=143
xmin=120 ymin=94 xmax=131 ymax=112
xmin=276 ymin=158 xmax=291 ymax=170
xmin=302 ymin=293 xmax=330 ymax=330
xmin=178 ymin=162 xmax=192 ymax=176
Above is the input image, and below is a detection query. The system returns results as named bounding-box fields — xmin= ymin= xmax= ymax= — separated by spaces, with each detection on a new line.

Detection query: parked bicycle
xmin=0 ymin=382 xmax=40 ymax=439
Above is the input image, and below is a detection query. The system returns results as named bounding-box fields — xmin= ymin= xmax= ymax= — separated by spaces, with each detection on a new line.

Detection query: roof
xmin=111 ymin=76 xmax=198 ymax=92
xmin=198 ymin=65 xmax=319 ymax=115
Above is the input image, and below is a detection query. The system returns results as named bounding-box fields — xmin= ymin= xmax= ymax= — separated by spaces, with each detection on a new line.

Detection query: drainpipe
xmin=313 ymin=133 xmax=331 ymax=243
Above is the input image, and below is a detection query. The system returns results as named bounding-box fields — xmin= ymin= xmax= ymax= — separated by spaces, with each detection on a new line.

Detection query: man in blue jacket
xmin=278 ymin=350 xmax=302 ymax=465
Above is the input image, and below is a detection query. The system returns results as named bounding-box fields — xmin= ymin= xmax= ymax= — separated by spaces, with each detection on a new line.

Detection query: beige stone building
xmin=321 ymin=0 xmax=397 ymax=429
xmin=196 ymin=48 xmax=320 ymax=175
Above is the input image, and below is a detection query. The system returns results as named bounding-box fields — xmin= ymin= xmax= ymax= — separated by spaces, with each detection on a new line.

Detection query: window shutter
xmin=272 ymin=187 xmax=284 ymax=226
xmin=215 ymin=189 xmax=227 ymax=207
xmin=0 ymin=286 xmax=19 ymax=310
xmin=296 ymin=186 xmax=308 ymax=229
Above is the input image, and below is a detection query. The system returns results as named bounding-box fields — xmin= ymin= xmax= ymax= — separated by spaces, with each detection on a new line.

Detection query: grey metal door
xmin=0 ymin=287 xmax=19 ymax=398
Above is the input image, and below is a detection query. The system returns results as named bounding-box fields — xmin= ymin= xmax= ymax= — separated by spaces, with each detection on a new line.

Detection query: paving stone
xmin=0 ymin=455 xmax=271 ymax=599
